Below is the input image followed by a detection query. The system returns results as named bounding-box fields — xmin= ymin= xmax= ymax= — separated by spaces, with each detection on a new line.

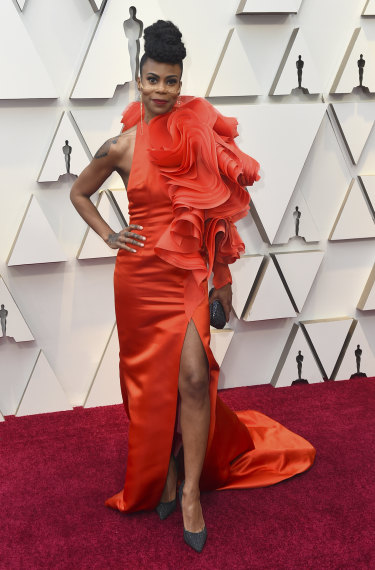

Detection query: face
xmin=137 ymin=59 xmax=182 ymax=122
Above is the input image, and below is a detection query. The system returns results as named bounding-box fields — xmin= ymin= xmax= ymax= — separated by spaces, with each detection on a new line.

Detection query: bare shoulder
xmin=93 ymin=126 xmax=137 ymax=161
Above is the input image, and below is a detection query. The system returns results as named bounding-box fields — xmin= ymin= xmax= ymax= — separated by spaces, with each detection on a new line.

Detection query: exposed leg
xmin=178 ymin=319 xmax=210 ymax=533
xmin=159 ymin=453 xmax=177 ymax=503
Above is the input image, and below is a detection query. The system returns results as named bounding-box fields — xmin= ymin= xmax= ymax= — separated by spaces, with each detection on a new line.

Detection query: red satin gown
xmin=105 ymin=97 xmax=316 ymax=513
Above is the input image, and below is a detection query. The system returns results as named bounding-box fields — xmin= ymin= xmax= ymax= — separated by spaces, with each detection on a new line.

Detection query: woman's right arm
xmin=70 ymin=135 xmax=145 ymax=253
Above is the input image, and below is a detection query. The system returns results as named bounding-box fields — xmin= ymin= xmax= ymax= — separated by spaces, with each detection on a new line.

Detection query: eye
xmin=167 ymin=79 xmax=178 ymax=85
xmin=147 ymin=76 xmax=157 ymax=84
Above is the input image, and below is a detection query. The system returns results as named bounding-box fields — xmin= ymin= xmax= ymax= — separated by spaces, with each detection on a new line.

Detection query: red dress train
xmin=105 ymin=97 xmax=316 ymax=513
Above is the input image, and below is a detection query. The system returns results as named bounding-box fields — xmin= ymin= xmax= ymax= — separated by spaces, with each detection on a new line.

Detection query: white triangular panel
xmin=237 ymin=0 xmax=302 ymax=13
xmin=335 ymin=323 xmax=375 ymax=380
xmin=361 ymin=283 xmax=375 ymax=310
xmin=244 ymin=258 xmax=296 ymax=321
xmin=0 ymin=276 xmax=34 ymax=341
xmin=77 ymin=190 xmax=128 ymax=259
xmin=70 ymin=110 xmax=124 ymax=190
xmin=15 ymin=351 xmax=73 ymax=416
xmin=0 ymin=342 xmax=40 ymax=416
xmin=215 ymin=103 xmax=326 ymax=244
xmin=273 ymin=251 xmax=324 ymax=313
xmin=332 ymin=103 xmax=375 ymax=164
xmin=272 ymin=29 xmax=323 ymax=95
xmin=273 ymin=188 xmax=320 ymax=244
xmin=301 ymin=318 xmax=354 ymax=379
xmin=71 ymin=110 xmax=122 ymax=156
xmin=0 ymin=0 xmax=57 ymax=99
xmin=84 ymin=324 xmax=122 ymax=408
xmin=15 ymin=0 xmax=26 ymax=9
xmin=210 ymin=328 xmax=234 ymax=367
xmin=102 ymin=173 xmax=124 ymax=192
xmin=230 ymin=255 xmax=263 ymax=318
xmin=332 ymin=28 xmax=375 ymax=94
xmin=357 ymin=265 xmax=375 ymax=310
xmin=329 ymin=180 xmax=375 ymax=240
xmin=207 ymin=29 xmax=261 ymax=97
xmin=38 ymin=112 xmax=91 ymax=182
xmin=272 ymin=326 xmax=323 ymax=387
xmin=359 ymin=125 xmax=375 ymax=174
xmin=0 ymin=411 xmax=4 ymax=422
xmin=363 ymin=0 xmax=375 ymax=15
xmin=361 ymin=176 xmax=375 ymax=211
xmin=294 ymin=113 xmax=352 ymax=241
xmin=108 ymin=189 xmax=128 ymax=224
xmin=71 ymin=0 xmax=165 ymax=98
xmin=8 ymin=196 xmax=67 ymax=266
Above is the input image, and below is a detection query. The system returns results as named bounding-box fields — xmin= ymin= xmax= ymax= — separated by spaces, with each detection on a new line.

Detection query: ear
xmin=137 ymin=76 xmax=142 ymax=92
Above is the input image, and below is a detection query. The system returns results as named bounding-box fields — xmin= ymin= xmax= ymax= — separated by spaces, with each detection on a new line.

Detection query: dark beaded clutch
xmin=209 ymin=288 xmax=226 ymax=329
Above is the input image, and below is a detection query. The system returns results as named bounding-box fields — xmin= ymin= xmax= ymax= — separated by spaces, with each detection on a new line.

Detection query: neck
xmin=144 ymin=110 xmax=154 ymax=124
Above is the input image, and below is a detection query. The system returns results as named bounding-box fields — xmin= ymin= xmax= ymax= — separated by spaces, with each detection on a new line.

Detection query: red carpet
xmin=1 ymin=377 xmax=374 ymax=569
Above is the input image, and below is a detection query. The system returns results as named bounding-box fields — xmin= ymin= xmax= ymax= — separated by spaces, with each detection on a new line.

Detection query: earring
xmin=140 ymin=91 xmax=144 ymax=134
xmin=177 ymin=95 xmax=181 ymax=107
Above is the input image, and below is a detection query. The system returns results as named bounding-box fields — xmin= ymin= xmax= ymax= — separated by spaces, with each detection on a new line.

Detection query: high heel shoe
xmin=179 ymin=480 xmax=207 ymax=553
xmin=155 ymin=497 xmax=177 ymax=520
xmin=155 ymin=455 xmax=178 ymax=520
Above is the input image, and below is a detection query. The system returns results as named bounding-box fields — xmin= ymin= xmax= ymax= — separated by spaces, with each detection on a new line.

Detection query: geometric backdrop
xmin=0 ymin=0 xmax=374 ymax=417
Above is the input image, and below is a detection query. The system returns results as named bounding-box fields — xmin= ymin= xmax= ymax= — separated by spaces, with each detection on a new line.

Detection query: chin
xmin=153 ymin=103 xmax=175 ymax=114
xmin=157 ymin=107 xmax=174 ymax=116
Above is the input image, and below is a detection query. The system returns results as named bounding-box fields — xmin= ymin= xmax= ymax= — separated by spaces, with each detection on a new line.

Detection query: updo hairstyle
xmin=139 ymin=20 xmax=186 ymax=75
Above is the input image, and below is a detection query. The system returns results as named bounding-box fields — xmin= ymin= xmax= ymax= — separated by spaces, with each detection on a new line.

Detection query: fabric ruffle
xmin=121 ymin=96 xmax=260 ymax=318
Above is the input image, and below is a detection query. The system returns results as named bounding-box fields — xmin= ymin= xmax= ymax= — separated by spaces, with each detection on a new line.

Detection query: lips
xmin=152 ymin=99 xmax=168 ymax=105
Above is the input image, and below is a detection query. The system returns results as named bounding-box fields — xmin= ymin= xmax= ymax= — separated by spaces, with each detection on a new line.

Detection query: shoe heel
xmin=155 ymin=498 xmax=177 ymax=520
xmin=178 ymin=479 xmax=185 ymax=506
xmin=156 ymin=455 xmax=178 ymax=521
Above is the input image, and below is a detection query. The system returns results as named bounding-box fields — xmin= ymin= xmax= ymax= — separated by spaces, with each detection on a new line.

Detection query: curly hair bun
xmin=143 ymin=20 xmax=186 ymax=64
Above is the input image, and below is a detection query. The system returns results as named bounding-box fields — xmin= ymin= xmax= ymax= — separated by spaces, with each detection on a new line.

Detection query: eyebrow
xmin=145 ymin=72 xmax=179 ymax=79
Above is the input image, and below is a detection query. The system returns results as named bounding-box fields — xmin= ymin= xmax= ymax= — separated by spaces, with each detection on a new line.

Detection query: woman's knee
xmin=179 ymin=368 xmax=209 ymax=401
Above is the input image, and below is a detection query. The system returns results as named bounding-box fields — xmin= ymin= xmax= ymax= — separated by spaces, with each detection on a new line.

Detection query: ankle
xmin=160 ymin=458 xmax=178 ymax=502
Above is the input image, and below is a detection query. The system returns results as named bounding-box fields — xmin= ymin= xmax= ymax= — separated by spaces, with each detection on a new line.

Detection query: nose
xmin=156 ymin=81 xmax=168 ymax=94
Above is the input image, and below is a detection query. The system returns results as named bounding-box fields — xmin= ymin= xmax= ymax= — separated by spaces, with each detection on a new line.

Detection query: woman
xmin=70 ymin=20 xmax=316 ymax=553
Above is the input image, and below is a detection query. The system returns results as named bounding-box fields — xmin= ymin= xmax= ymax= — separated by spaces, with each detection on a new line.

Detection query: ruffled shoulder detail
xmin=131 ymin=96 xmax=260 ymax=318
xmin=120 ymin=101 xmax=143 ymax=132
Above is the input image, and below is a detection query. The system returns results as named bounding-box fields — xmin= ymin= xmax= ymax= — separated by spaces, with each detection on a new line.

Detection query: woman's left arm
xmin=209 ymin=235 xmax=233 ymax=322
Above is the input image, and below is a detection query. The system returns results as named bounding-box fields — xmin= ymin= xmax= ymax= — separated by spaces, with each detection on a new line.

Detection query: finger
xmin=119 ymin=243 xmax=137 ymax=253
xmin=126 ymin=237 xmax=145 ymax=247
xmin=117 ymin=234 xmax=143 ymax=247
xmin=223 ymin=303 xmax=231 ymax=321
xmin=116 ymin=236 xmax=128 ymax=245
xmin=129 ymin=233 xmax=146 ymax=241
xmin=127 ymin=224 xmax=144 ymax=231
xmin=120 ymin=230 xmax=146 ymax=242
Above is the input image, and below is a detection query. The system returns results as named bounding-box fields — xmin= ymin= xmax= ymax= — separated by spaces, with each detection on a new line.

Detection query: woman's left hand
xmin=209 ymin=283 xmax=232 ymax=322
